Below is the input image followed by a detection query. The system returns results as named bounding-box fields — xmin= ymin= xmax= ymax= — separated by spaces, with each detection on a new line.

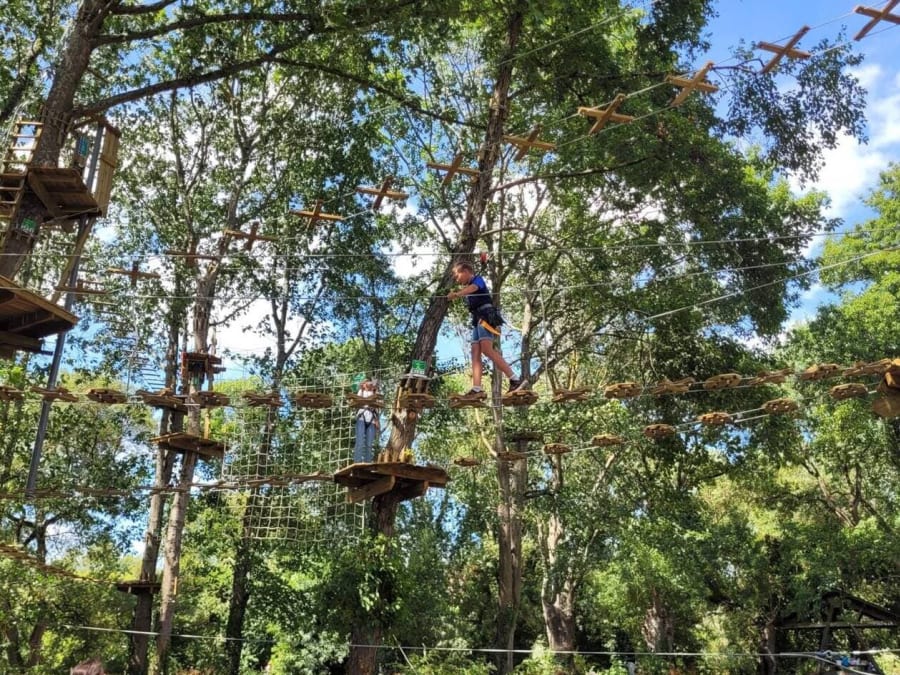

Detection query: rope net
xmin=221 ymin=366 xmax=403 ymax=547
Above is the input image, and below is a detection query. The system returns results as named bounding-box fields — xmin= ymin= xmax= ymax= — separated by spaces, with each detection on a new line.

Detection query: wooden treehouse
xmin=0 ymin=117 xmax=120 ymax=235
xmin=0 ymin=274 xmax=78 ymax=358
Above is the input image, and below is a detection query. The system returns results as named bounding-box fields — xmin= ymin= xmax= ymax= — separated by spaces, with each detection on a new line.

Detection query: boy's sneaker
xmin=507 ymin=378 xmax=528 ymax=393
xmin=464 ymin=387 xmax=485 ymax=398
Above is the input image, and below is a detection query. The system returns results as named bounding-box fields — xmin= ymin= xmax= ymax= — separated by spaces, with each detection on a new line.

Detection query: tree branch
xmin=489 ymin=157 xmax=651 ymax=194
xmin=110 ymin=0 xmax=179 ymax=17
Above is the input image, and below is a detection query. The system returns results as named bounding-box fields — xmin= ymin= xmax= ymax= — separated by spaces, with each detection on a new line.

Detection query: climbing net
xmin=221 ymin=366 xmax=403 ymax=548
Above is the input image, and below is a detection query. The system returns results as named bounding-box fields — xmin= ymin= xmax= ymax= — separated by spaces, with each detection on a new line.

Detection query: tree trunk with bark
xmin=345 ymin=3 xmax=526 ymax=672
xmin=129 ymin=317 xmax=182 ymax=675
xmin=540 ymin=457 xmax=577 ymax=662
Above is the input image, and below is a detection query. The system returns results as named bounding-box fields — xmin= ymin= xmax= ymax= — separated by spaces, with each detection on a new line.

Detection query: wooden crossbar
xmin=503 ymin=127 xmax=556 ymax=161
xmin=55 ymin=279 xmax=107 ymax=296
xmin=426 ymin=153 xmax=480 ymax=185
xmin=290 ymin=199 xmax=343 ymax=225
xmin=577 ymin=94 xmax=635 ymax=134
xmin=355 ymin=176 xmax=409 ymax=210
xmin=106 ymin=261 xmax=160 ymax=287
xmin=666 ymin=61 xmax=718 ymax=106
xmin=224 ymin=221 xmax=277 ymax=251
xmin=854 ymin=0 xmax=900 ymax=40
xmin=757 ymin=25 xmax=811 ymax=73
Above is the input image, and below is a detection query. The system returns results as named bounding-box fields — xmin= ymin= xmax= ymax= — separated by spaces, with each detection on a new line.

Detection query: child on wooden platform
xmin=353 ymin=378 xmax=380 ymax=463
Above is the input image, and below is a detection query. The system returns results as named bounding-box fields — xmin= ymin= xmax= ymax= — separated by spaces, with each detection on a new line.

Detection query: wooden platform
xmin=502 ymin=389 xmax=539 ymax=406
xmin=136 ymin=388 xmax=188 ymax=412
xmin=116 ymin=580 xmax=161 ymax=595
xmin=151 ymin=432 xmax=224 ymax=461
xmin=333 ymin=462 xmax=449 ymax=503
xmin=0 ymin=274 xmax=78 ymax=358
xmin=27 ymin=167 xmax=100 ymax=218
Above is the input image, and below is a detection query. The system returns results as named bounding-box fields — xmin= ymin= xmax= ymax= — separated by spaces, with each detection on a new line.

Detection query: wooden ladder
xmin=0 ymin=120 xmax=42 ymax=229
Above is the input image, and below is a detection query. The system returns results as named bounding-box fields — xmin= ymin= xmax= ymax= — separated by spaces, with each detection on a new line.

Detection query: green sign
xmin=410 ymin=360 xmax=427 ymax=376
xmin=19 ymin=218 xmax=37 ymax=233
xmin=351 ymin=372 xmax=366 ymax=389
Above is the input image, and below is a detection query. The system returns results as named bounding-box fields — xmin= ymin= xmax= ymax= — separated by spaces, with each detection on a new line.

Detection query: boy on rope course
xmin=448 ymin=260 xmax=527 ymax=396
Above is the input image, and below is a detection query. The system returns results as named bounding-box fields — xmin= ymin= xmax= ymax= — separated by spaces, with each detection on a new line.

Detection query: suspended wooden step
xmin=136 ymin=388 xmax=188 ymax=412
xmin=643 ymin=423 xmax=676 ymax=440
xmin=502 ymin=389 xmax=539 ymax=406
xmin=756 ymin=25 xmax=811 ymax=74
xmin=496 ymin=450 xmax=528 ymax=462
xmin=881 ymin=365 xmax=900 ymax=393
xmin=426 ymin=153 xmax=480 ymax=185
xmin=843 ymin=358 xmax=893 ymax=378
xmin=666 ymin=61 xmax=718 ymax=106
xmin=872 ymin=392 xmax=900 ymax=419
xmin=189 ymin=390 xmax=231 ymax=408
xmin=550 ymin=387 xmax=592 ymax=403
xmin=181 ymin=351 xmax=223 ymax=376
xmin=0 ymin=274 xmax=78 ymax=359
xmin=242 ymin=391 xmax=282 ymax=408
xmin=293 ymin=391 xmax=333 ymax=409
xmin=290 ymin=199 xmax=343 ymax=226
xmin=449 ymin=391 xmax=487 ymax=409
xmin=543 ymin=443 xmax=571 ymax=456
xmin=54 ymin=279 xmax=106 ymax=296
xmin=508 ymin=431 xmax=543 ymax=443
xmin=503 ymin=127 xmax=556 ymax=161
xmin=30 ymin=385 xmax=78 ymax=403
xmin=703 ymin=373 xmax=742 ymax=390
xmin=453 ymin=456 xmax=481 ymax=467
xmin=355 ymin=176 xmax=408 ymax=211
xmin=333 ymin=461 xmax=449 ymax=503
xmin=151 ymin=432 xmax=224 ymax=461
xmin=830 ymin=383 xmax=869 ymax=401
xmin=697 ymin=411 xmax=733 ymax=427
xmin=347 ymin=392 xmax=385 ymax=409
xmin=604 ymin=381 xmax=641 ymax=399
xmin=164 ymin=243 xmax=217 ymax=266
xmin=224 ymin=221 xmax=276 ymax=251
xmin=86 ymin=387 xmax=127 ymax=404
xmin=398 ymin=392 xmax=436 ymax=411
xmin=592 ymin=433 xmax=625 ymax=447
xmin=116 ymin=580 xmax=161 ymax=596
xmin=577 ymin=94 xmax=634 ymax=134
xmin=853 ymin=1 xmax=900 ymax=40
xmin=105 ymin=262 xmax=160 ymax=287
xmin=749 ymin=368 xmax=792 ymax=386
xmin=650 ymin=377 xmax=695 ymax=396
xmin=798 ymin=363 xmax=842 ymax=382
xmin=0 ymin=385 xmax=24 ymax=402
xmin=762 ymin=398 xmax=799 ymax=415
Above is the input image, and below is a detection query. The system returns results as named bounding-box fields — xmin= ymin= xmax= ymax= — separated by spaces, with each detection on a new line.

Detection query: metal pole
xmin=26 ymin=122 xmax=105 ymax=496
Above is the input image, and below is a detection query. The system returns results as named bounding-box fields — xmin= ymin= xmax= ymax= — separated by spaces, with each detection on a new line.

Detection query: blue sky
xmin=705 ymin=0 xmax=900 ymax=325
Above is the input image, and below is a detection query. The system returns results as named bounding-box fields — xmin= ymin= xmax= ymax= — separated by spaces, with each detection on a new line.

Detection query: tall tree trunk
xmin=156 ymin=269 xmax=220 ymax=671
xmin=642 ymin=588 xmax=674 ymax=654
xmin=129 ymin=319 xmax=181 ymax=675
xmin=540 ymin=457 xmax=577 ymax=661
xmin=496 ymin=453 xmax=526 ymax=675
xmin=345 ymin=3 xmax=526 ymax=672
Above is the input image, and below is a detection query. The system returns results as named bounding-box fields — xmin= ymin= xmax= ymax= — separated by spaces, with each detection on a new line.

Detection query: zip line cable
xmin=10 ymin=240 xmax=894 ymax=308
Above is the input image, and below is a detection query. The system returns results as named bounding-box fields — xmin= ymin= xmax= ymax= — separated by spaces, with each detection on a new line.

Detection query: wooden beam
xmin=757 ymin=25 xmax=811 ymax=73
xmin=503 ymin=127 xmax=556 ymax=161
xmin=355 ymin=176 xmax=409 ymax=210
xmin=426 ymin=153 xmax=480 ymax=186
xmin=347 ymin=474 xmax=395 ymax=503
xmin=0 ymin=289 xmax=14 ymax=305
xmin=854 ymin=0 xmax=900 ymax=40
xmin=0 ymin=309 xmax=53 ymax=332
xmin=666 ymin=61 xmax=718 ymax=106
xmin=577 ymin=94 xmax=635 ymax=134
xmin=0 ymin=330 xmax=41 ymax=350
xmin=290 ymin=199 xmax=343 ymax=225
xmin=25 ymin=173 xmax=64 ymax=219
